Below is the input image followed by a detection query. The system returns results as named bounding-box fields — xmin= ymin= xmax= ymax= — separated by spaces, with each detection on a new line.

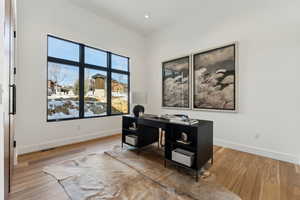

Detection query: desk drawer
xmin=138 ymin=118 xmax=167 ymax=129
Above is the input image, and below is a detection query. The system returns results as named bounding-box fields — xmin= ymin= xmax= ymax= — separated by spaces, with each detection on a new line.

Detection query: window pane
xmin=48 ymin=36 xmax=79 ymax=62
xmin=85 ymin=47 xmax=107 ymax=67
xmin=48 ymin=62 xmax=79 ymax=120
xmin=84 ymin=69 xmax=107 ymax=117
xmin=111 ymin=73 xmax=128 ymax=114
xmin=111 ymin=54 xmax=128 ymax=71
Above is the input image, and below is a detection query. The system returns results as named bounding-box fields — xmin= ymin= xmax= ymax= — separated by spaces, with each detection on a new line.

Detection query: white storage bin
xmin=125 ymin=135 xmax=138 ymax=146
xmin=172 ymin=148 xmax=194 ymax=167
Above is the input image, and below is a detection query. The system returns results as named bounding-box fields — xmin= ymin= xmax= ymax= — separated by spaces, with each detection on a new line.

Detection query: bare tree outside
xmin=47 ymin=62 xmax=79 ymax=120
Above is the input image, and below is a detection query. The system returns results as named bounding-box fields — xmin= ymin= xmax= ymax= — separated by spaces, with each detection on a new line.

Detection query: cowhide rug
xmin=43 ymin=145 xmax=241 ymax=200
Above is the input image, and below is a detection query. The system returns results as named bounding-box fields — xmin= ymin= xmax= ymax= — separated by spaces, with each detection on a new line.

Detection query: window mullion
xmin=48 ymin=57 xmax=80 ymax=66
xmin=107 ymin=52 xmax=112 ymax=116
xmin=79 ymin=44 xmax=85 ymax=118
xmin=110 ymin=69 xmax=130 ymax=75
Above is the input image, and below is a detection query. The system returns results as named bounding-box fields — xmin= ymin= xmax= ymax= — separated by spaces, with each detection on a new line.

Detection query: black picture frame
xmin=162 ymin=55 xmax=191 ymax=109
xmin=193 ymin=43 xmax=237 ymax=112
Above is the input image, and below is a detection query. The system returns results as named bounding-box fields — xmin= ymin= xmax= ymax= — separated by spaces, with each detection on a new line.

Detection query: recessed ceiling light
xmin=144 ymin=14 xmax=150 ymax=19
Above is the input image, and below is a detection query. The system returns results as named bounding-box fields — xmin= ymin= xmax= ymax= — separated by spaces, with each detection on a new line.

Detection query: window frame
xmin=47 ymin=35 xmax=130 ymax=122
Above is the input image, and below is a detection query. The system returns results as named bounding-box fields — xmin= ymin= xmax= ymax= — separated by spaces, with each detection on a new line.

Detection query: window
xmin=111 ymin=72 xmax=129 ymax=114
xmin=111 ymin=54 xmax=129 ymax=71
xmin=85 ymin=47 xmax=107 ymax=67
xmin=48 ymin=37 xmax=80 ymax=62
xmin=48 ymin=62 xmax=80 ymax=120
xmin=47 ymin=35 xmax=130 ymax=121
xmin=84 ymin=69 xmax=107 ymax=117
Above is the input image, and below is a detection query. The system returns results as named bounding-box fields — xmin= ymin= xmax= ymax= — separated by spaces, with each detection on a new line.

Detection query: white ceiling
xmin=70 ymin=0 xmax=211 ymax=35
xmin=70 ymin=0 xmax=276 ymax=36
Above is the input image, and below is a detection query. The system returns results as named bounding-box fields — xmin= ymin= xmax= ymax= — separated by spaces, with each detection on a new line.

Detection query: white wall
xmin=16 ymin=0 xmax=147 ymax=154
xmin=16 ymin=0 xmax=300 ymax=164
xmin=146 ymin=0 xmax=300 ymax=164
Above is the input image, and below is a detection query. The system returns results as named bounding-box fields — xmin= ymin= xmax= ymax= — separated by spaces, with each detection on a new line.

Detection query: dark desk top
xmin=123 ymin=114 xmax=213 ymax=127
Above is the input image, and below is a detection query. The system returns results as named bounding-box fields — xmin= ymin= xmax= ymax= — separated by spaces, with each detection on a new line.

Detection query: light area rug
xmin=43 ymin=146 xmax=241 ymax=200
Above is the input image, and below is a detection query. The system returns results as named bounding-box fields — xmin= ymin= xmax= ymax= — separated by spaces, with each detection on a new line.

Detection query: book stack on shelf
xmin=159 ymin=114 xmax=199 ymax=125
xmin=169 ymin=118 xmax=199 ymax=125
xmin=176 ymin=139 xmax=191 ymax=145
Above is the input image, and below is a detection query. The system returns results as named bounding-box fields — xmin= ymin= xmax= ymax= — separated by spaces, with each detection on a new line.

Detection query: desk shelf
xmin=122 ymin=116 xmax=159 ymax=149
xmin=122 ymin=128 xmax=138 ymax=135
xmin=166 ymin=140 xmax=196 ymax=152
xmin=164 ymin=158 xmax=196 ymax=170
xmin=164 ymin=120 xmax=213 ymax=182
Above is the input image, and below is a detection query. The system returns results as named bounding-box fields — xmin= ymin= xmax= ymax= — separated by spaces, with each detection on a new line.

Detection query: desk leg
xmin=164 ymin=159 xmax=166 ymax=168
xmin=158 ymin=128 xmax=161 ymax=148
xmin=195 ymin=170 xmax=199 ymax=182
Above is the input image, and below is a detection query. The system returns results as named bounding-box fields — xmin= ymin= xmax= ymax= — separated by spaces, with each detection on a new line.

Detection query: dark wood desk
xmin=122 ymin=115 xmax=213 ymax=181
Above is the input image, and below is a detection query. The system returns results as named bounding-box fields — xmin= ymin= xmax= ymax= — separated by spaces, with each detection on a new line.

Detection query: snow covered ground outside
xmin=48 ymin=108 xmax=79 ymax=120
xmin=48 ymin=98 xmax=107 ymax=120
xmin=48 ymin=92 xmax=128 ymax=120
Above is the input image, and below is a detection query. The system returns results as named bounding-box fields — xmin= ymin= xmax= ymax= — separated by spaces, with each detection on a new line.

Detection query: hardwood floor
xmin=9 ymin=134 xmax=300 ymax=200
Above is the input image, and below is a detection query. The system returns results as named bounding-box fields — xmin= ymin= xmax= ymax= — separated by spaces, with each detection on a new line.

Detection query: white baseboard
xmin=18 ymin=129 xmax=121 ymax=155
xmin=18 ymin=133 xmax=299 ymax=165
xmin=215 ymin=138 xmax=299 ymax=165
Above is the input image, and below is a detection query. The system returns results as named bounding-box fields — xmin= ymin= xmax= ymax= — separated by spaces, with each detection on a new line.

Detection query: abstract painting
xmin=162 ymin=56 xmax=190 ymax=109
xmin=193 ymin=43 xmax=237 ymax=111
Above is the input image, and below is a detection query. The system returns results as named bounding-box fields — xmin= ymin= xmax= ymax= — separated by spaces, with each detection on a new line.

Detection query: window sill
xmin=47 ymin=113 xmax=129 ymax=122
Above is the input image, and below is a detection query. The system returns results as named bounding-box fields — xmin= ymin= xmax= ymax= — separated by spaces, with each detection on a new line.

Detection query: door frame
xmin=3 ymin=0 xmax=15 ymax=198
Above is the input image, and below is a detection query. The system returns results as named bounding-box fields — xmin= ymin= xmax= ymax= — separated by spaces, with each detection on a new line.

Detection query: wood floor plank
xmin=238 ymin=155 xmax=260 ymax=199
xmin=9 ymin=134 xmax=300 ymax=200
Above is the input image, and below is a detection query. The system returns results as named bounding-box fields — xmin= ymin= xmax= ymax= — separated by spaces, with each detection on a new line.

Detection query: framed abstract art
xmin=162 ymin=56 xmax=191 ymax=109
xmin=192 ymin=43 xmax=238 ymax=111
